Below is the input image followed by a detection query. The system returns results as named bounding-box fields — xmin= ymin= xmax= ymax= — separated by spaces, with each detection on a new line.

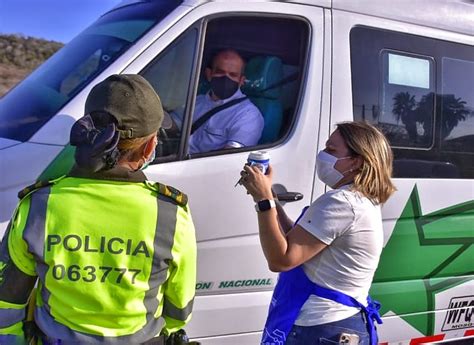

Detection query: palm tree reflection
xmin=390 ymin=91 xmax=471 ymax=145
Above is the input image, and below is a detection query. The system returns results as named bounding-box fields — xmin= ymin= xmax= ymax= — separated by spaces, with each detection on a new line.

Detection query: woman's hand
xmin=241 ymin=164 xmax=274 ymax=202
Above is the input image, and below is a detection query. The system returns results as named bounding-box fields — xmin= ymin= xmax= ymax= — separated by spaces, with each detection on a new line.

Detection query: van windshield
xmin=0 ymin=0 xmax=182 ymax=142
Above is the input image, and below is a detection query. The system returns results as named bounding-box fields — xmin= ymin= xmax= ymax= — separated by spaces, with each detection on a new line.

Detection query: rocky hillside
xmin=0 ymin=34 xmax=64 ymax=97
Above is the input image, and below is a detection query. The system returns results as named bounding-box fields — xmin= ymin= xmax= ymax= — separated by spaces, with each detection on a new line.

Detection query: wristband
xmin=255 ymin=199 xmax=276 ymax=212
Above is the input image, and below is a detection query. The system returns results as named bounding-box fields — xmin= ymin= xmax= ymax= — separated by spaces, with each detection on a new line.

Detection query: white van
xmin=0 ymin=0 xmax=473 ymax=343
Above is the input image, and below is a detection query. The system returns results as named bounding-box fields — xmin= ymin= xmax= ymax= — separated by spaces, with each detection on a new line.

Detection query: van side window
xmin=141 ymin=28 xmax=198 ymax=158
xmin=350 ymin=27 xmax=474 ymax=179
xmin=440 ymin=57 xmax=474 ymax=154
xmin=380 ymin=51 xmax=435 ymax=149
xmin=195 ymin=17 xmax=308 ymax=156
xmin=141 ymin=16 xmax=309 ymax=162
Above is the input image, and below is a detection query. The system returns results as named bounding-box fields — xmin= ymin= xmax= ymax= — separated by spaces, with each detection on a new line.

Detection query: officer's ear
xmin=142 ymin=134 xmax=157 ymax=159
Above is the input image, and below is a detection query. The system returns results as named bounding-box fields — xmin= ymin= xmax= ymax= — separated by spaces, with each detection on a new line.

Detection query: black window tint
xmin=351 ymin=26 xmax=474 ymax=179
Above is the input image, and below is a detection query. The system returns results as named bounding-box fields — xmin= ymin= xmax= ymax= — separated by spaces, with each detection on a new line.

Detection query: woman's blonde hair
xmin=336 ymin=121 xmax=396 ymax=204
xmin=117 ymin=133 xmax=155 ymax=162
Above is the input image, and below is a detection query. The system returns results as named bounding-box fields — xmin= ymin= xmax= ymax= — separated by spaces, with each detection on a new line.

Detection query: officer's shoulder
xmin=145 ymin=181 xmax=188 ymax=207
xmin=17 ymin=176 xmax=65 ymax=200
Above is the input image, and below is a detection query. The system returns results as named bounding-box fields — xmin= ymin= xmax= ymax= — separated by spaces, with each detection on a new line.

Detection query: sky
xmin=0 ymin=0 xmax=122 ymax=43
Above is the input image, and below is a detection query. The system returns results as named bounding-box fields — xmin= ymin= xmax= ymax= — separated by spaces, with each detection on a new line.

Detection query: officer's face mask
xmin=140 ymin=137 xmax=157 ymax=170
xmin=316 ymin=150 xmax=352 ymax=188
xmin=210 ymin=75 xmax=239 ymax=100
xmin=140 ymin=149 xmax=156 ymax=170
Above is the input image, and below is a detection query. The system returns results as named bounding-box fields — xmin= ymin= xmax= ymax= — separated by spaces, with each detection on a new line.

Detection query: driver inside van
xmin=171 ymin=49 xmax=264 ymax=154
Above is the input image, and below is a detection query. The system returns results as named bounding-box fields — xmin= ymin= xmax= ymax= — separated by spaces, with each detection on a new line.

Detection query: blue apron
xmin=261 ymin=265 xmax=382 ymax=345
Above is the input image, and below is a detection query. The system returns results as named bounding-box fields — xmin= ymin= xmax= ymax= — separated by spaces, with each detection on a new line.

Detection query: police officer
xmin=0 ymin=74 xmax=197 ymax=345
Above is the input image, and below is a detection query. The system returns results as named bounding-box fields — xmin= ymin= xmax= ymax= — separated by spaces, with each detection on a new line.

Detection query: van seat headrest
xmin=243 ymin=56 xmax=283 ymax=99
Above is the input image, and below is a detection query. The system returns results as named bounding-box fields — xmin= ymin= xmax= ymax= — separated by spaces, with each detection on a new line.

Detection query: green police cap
xmin=85 ymin=74 xmax=163 ymax=139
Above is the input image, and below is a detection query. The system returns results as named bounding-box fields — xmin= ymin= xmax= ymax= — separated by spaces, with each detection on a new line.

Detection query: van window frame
xmin=144 ymin=12 xmax=312 ymax=164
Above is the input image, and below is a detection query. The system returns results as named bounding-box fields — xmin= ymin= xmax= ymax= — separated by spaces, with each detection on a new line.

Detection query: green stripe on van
xmin=38 ymin=145 xmax=75 ymax=181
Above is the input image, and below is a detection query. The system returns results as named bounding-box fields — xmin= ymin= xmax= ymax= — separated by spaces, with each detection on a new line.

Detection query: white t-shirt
xmin=295 ymin=185 xmax=383 ymax=326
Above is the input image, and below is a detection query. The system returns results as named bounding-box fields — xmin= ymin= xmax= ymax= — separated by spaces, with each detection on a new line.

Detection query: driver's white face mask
xmin=316 ymin=150 xmax=352 ymax=188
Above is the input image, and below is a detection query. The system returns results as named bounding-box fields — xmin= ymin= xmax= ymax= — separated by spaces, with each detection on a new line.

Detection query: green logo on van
xmin=371 ymin=185 xmax=474 ymax=336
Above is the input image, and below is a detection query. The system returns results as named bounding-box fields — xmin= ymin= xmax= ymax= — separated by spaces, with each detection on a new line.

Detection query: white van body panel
xmin=0 ymin=138 xmax=20 ymax=150
xmin=290 ymin=0 xmax=474 ymax=36
xmin=185 ymin=0 xmax=330 ymax=6
xmin=309 ymin=8 xmax=332 ymax=202
xmin=192 ymin=331 xmax=262 ymax=345
xmin=0 ymin=143 xmax=63 ymax=234
xmin=332 ymin=0 xmax=474 ymax=36
xmin=190 ymin=290 xmax=273 ymax=338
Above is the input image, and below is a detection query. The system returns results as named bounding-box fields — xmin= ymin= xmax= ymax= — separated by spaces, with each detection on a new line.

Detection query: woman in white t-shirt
xmin=240 ymin=121 xmax=396 ymax=345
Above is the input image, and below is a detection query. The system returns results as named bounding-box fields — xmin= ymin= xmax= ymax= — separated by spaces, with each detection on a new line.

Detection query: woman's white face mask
xmin=316 ymin=150 xmax=352 ymax=188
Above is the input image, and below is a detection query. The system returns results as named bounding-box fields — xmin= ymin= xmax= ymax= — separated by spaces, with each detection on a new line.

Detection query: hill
xmin=0 ymin=34 xmax=64 ymax=97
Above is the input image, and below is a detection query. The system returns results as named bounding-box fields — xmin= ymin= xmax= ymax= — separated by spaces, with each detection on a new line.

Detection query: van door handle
xmin=276 ymin=192 xmax=303 ymax=202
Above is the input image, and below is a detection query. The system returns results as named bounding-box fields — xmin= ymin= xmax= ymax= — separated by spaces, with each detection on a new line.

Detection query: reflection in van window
xmin=379 ymin=51 xmax=435 ymax=148
xmin=351 ymin=26 xmax=474 ymax=179
xmin=441 ymin=57 xmax=474 ymax=154
xmin=0 ymin=1 xmax=182 ymax=142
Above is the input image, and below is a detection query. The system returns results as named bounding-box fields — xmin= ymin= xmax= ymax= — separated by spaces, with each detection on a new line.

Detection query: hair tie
xmin=70 ymin=115 xmax=120 ymax=172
